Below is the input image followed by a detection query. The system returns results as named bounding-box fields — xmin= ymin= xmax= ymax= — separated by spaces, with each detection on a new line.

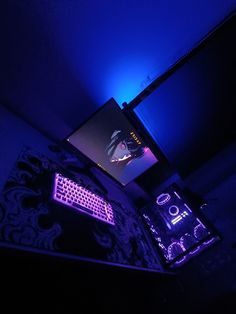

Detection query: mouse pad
xmin=0 ymin=146 xmax=161 ymax=271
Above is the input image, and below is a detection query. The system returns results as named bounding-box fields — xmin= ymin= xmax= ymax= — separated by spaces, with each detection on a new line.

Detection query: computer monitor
xmin=66 ymin=98 xmax=158 ymax=186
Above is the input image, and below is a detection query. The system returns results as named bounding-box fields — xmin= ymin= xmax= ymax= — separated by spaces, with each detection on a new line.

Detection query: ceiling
xmin=0 ymin=0 xmax=236 ymax=184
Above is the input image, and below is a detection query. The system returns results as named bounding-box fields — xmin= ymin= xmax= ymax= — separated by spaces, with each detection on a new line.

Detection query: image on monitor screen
xmin=66 ymin=98 xmax=158 ymax=185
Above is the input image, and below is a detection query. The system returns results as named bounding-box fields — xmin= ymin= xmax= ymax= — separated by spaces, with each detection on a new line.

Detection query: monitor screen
xmin=66 ymin=98 xmax=158 ymax=185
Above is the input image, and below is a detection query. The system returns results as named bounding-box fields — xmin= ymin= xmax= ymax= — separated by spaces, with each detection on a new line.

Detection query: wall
xmin=0 ymin=105 xmax=54 ymax=190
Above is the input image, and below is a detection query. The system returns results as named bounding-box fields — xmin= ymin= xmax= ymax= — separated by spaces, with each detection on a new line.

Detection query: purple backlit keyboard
xmin=52 ymin=173 xmax=115 ymax=225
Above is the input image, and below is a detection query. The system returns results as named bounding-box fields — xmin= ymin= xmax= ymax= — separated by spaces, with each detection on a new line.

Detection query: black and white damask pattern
xmin=93 ymin=202 xmax=161 ymax=268
xmin=0 ymin=146 xmax=161 ymax=270
xmin=0 ymin=147 xmax=62 ymax=250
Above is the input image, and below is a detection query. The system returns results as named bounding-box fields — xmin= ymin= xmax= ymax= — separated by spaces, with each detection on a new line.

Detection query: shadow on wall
xmin=185 ymin=141 xmax=236 ymax=195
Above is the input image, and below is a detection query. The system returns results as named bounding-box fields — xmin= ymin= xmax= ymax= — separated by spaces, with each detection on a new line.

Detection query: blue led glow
xmin=167 ymin=242 xmax=184 ymax=261
xmin=189 ymin=246 xmax=200 ymax=255
xmin=104 ymin=57 xmax=155 ymax=106
xmin=31 ymin=0 xmax=236 ymax=112
xmin=181 ymin=211 xmax=188 ymax=218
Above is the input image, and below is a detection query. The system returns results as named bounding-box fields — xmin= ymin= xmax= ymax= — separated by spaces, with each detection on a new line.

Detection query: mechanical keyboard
xmin=52 ymin=173 xmax=115 ymax=225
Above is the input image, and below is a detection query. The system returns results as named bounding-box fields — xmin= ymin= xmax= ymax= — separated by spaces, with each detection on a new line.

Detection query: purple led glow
xmin=196 ymin=218 xmax=206 ymax=227
xmin=203 ymin=237 xmax=215 ymax=245
xmin=175 ymin=256 xmax=186 ymax=264
xmin=171 ymin=215 xmax=183 ymax=225
xmin=184 ymin=203 xmax=192 ymax=213
xmin=158 ymin=243 xmax=166 ymax=249
xmin=171 ymin=210 xmax=189 ymax=225
xmin=143 ymin=213 xmax=150 ymax=221
xmin=167 ymin=242 xmax=184 ymax=261
xmin=189 ymin=236 xmax=217 ymax=256
xmin=53 ymin=173 xmax=115 ymax=225
xmin=194 ymin=224 xmax=202 ymax=238
xmin=156 ymin=193 xmax=171 ymax=205
xmin=143 ymin=187 xmax=218 ymax=268
xmin=149 ymin=221 xmax=217 ymax=266
xmin=168 ymin=205 xmax=179 ymax=216
xmin=150 ymin=226 xmax=156 ymax=233
xmin=174 ymin=191 xmax=181 ymax=199
xmin=194 ymin=223 xmax=209 ymax=239
xmin=180 ymin=233 xmax=196 ymax=250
